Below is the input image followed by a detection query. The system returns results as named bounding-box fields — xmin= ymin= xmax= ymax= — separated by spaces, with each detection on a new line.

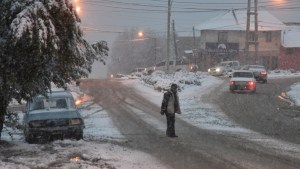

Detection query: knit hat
xmin=171 ymin=83 xmax=177 ymax=89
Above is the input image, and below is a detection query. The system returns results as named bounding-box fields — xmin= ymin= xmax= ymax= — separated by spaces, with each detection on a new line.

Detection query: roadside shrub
xmin=3 ymin=111 xmax=22 ymax=140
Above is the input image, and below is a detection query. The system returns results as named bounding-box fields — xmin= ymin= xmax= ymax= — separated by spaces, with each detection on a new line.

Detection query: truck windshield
xmin=29 ymin=96 xmax=76 ymax=111
xmin=219 ymin=63 xmax=228 ymax=66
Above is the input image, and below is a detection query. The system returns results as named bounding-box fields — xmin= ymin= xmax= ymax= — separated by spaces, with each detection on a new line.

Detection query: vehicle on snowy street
xmin=241 ymin=65 xmax=268 ymax=83
xmin=22 ymin=90 xmax=85 ymax=143
xmin=208 ymin=61 xmax=240 ymax=76
xmin=229 ymin=70 xmax=256 ymax=93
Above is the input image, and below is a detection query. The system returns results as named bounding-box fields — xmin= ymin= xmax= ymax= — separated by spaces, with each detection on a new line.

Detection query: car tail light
xmin=230 ymin=81 xmax=235 ymax=85
xmin=260 ymin=71 xmax=267 ymax=75
xmin=248 ymin=81 xmax=254 ymax=86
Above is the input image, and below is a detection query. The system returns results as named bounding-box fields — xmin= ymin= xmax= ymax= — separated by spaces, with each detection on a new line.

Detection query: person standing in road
xmin=160 ymin=83 xmax=181 ymax=137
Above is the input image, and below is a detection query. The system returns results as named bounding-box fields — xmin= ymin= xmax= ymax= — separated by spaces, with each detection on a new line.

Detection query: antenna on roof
xmin=232 ymin=10 xmax=239 ymax=25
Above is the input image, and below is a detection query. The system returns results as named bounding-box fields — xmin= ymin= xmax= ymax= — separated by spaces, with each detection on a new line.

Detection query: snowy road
xmin=80 ymin=79 xmax=300 ymax=169
xmin=214 ymin=77 xmax=300 ymax=144
xmin=1 ymin=72 xmax=300 ymax=169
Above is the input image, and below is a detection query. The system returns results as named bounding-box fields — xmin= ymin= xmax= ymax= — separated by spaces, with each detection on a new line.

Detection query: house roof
xmin=282 ymin=26 xmax=300 ymax=48
xmin=195 ymin=10 xmax=286 ymax=31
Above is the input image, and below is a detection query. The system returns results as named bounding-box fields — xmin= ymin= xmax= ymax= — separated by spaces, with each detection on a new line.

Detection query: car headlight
xmin=75 ymin=99 xmax=82 ymax=106
xmin=208 ymin=69 xmax=211 ymax=72
xmin=29 ymin=121 xmax=43 ymax=128
xmin=69 ymin=118 xmax=83 ymax=125
xmin=216 ymin=68 xmax=221 ymax=72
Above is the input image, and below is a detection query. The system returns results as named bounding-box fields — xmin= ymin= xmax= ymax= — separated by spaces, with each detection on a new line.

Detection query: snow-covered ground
xmin=1 ymin=70 xmax=300 ymax=168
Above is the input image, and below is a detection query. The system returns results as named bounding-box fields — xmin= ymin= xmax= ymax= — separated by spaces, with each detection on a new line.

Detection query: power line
xmin=81 ymin=0 xmax=300 ymax=12
xmin=78 ymin=1 xmax=300 ymax=39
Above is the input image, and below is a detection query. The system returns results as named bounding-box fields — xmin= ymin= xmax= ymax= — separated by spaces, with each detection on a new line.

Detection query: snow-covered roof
xmin=195 ymin=10 xmax=286 ymax=31
xmin=282 ymin=26 xmax=300 ymax=48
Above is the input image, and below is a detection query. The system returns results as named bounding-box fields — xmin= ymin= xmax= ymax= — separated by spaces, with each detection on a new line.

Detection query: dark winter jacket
xmin=161 ymin=90 xmax=181 ymax=115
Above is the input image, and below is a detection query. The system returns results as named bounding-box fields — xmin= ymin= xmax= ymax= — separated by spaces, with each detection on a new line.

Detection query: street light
xmin=137 ymin=31 xmax=157 ymax=67
xmin=138 ymin=32 xmax=144 ymax=38
xmin=76 ymin=7 xmax=81 ymax=13
xmin=73 ymin=0 xmax=81 ymax=14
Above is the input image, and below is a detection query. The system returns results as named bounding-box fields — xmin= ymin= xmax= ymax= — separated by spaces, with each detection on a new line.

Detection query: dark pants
xmin=165 ymin=113 xmax=175 ymax=136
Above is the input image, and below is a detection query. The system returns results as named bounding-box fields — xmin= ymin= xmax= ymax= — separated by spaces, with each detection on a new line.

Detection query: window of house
xmin=286 ymin=48 xmax=294 ymax=55
xmin=265 ymin=32 xmax=272 ymax=42
xmin=218 ymin=32 xmax=228 ymax=43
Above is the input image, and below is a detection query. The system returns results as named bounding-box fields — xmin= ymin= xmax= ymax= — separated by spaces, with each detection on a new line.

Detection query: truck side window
xmin=34 ymin=101 xmax=44 ymax=110
xmin=56 ymin=99 xmax=67 ymax=108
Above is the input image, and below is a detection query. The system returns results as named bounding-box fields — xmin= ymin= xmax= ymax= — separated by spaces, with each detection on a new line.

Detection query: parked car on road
xmin=229 ymin=70 xmax=256 ymax=93
xmin=129 ymin=67 xmax=148 ymax=77
xmin=241 ymin=65 xmax=268 ymax=83
xmin=131 ymin=68 xmax=147 ymax=73
xmin=208 ymin=61 xmax=240 ymax=76
xmin=23 ymin=90 xmax=85 ymax=143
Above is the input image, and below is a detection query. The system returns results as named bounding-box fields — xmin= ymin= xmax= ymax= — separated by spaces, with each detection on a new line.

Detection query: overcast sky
xmin=78 ymin=0 xmax=299 ymax=43
xmin=77 ymin=0 xmax=300 ymax=78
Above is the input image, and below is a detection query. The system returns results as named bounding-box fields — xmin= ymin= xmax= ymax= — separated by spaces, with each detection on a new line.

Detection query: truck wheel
xmin=75 ymin=131 xmax=83 ymax=140
xmin=25 ymin=135 xmax=35 ymax=144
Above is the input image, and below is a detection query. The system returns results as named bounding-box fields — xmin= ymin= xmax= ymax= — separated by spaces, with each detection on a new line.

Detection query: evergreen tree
xmin=0 ymin=0 xmax=108 ymax=138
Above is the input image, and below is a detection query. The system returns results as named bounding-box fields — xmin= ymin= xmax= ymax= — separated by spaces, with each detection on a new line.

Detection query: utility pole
xmin=193 ymin=27 xmax=196 ymax=49
xmin=172 ymin=20 xmax=179 ymax=63
xmin=166 ymin=0 xmax=172 ymax=73
xmin=244 ymin=0 xmax=258 ymax=64
xmin=193 ymin=26 xmax=197 ymax=65
xmin=254 ymin=0 xmax=258 ymax=64
xmin=154 ymin=37 xmax=157 ymax=66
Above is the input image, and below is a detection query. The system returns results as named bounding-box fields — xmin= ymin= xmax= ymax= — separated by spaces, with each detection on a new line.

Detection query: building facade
xmin=198 ymin=29 xmax=281 ymax=70
xmin=195 ymin=10 xmax=286 ymax=71
xmin=280 ymin=47 xmax=300 ymax=71
xmin=279 ymin=27 xmax=300 ymax=71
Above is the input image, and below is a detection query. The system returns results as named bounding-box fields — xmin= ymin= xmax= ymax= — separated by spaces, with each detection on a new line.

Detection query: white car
xmin=208 ymin=61 xmax=240 ymax=76
xmin=229 ymin=70 xmax=256 ymax=93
